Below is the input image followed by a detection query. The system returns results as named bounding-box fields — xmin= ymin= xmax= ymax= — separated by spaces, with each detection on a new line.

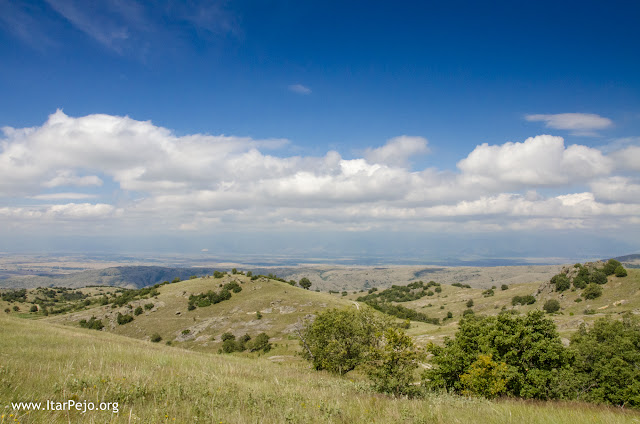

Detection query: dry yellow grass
xmin=1 ymin=314 xmax=639 ymax=423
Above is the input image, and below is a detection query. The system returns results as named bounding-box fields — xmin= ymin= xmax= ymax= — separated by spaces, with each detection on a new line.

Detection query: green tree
xmin=570 ymin=315 xmax=640 ymax=407
xmin=460 ymin=354 xmax=510 ymax=399
xmin=582 ymin=283 xmax=603 ymax=300
xmin=590 ymin=270 xmax=608 ymax=285
xmin=466 ymin=299 xmax=474 ymax=308
xmin=614 ymin=265 xmax=628 ymax=277
xmin=299 ymin=277 xmax=312 ymax=290
xmin=298 ymin=307 xmax=387 ymax=375
xmin=551 ymin=274 xmax=571 ymax=292
xmin=249 ymin=333 xmax=272 ymax=352
xmin=543 ymin=299 xmax=561 ymax=313
xmin=603 ymin=259 xmax=622 ymax=276
xmin=364 ymin=327 xmax=423 ymax=397
xmin=424 ymin=311 xmax=571 ymax=399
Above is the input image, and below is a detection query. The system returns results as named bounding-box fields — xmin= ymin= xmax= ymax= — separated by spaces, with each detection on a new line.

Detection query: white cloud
xmin=590 ymin=177 xmax=640 ymax=203
xmin=457 ymin=135 xmax=613 ymax=187
xmin=288 ymin=84 xmax=312 ymax=95
xmin=364 ymin=136 xmax=429 ymax=168
xmin=0 ymin=111 xmax=638 ymax=237
xmin=0 ymin=203 xmax=120 ymax=220
xmin=609 ymin=145 xmax=640 ymax=171
xmin=525 ymin=113 xmax=613 ymax=136
xmin=30 ymin=192 xmax=98 ymax=200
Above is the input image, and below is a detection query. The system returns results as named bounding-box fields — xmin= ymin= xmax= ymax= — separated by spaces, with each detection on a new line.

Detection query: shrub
xmin=79 ymin=316 xmax=104 ymax=330
xmin=435 ymin=286 xmax=442 ymax=293
xmin=511 ymin=295 xmax=536 ymax=306
xmin=29 ymin=305 xmax=38 ymax=313
xmin=447 ymin=311 xmax=453 ymax=319
xmin=460 ymin=354 xmax=509 ymax=399
xmin=466 ymin=299 xmax=474 ymax=308
xmin=614 ymin=265 xmax=628 ymax=277
xmin=543 ymin=299 xmax=561 ymax=313
xmin=4 ymin=308 xmax=10 ymax=314
xmin=13 ymin=306 xmax=20 ymax=312
xmin=221 ymin=332 xmax=235 ymax=342
xmin=364 ymin=327 xmax=423 ymax=397
xmin=551 ymin=274 xmax=571 ymax=292
xmin=501 ymin=284 xmax=509 ymax=291
xmin=182 ymin=329 xmax=190 ymax=335
xmin=482 ymin=289 xmax=494 ymax=297
xmin=462 ymin=309 xmax=474 ymax=317
xmin=590 ymin=271 xmax=608 ymax=285
xmin=573 ymin=277 xmax=587 ymax=289
xmin=256 ymin=311 xmax=262 ymax=319
xmin=249 ymin=333 xmax=272 ymax=353
xmin=603 ymin=259 xmax=622 ymax=276
xmin=582 ymin=283 xmax=602 ymax=300
xmin=134 ymin=306 xmax=143 ymax=316
xmin=222 ymin=339 xmax=241 ymax=353
xmin=144 ymin=303 xmax=154 ymax=310
xmin=150 ymin=333 xmax=162 ymax=343
xmin=116 ymin=313 xmax=134 ymax=325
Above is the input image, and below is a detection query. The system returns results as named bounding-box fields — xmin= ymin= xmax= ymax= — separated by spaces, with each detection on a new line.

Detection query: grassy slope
xmin=46 ymin=275 xmax=355 ymax=354
xmin=342 ymin=269 xmax=640 ymax=344
xmin=1 ymin=315 xmax=639 ymax=424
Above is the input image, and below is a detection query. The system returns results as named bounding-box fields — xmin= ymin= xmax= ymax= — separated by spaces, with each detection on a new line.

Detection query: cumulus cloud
xmin=525 ymin=113 xmax=613 ymax=136
xmin=609 ymin=144 xmax=640 ymax=171
xmin=0 ymin=110 xmax=638 ymax=235
xmin=364 ymin=136 xmax=429 ymax=168
xmin=288 ymin=84 xmax=312 ymax=95
xmin=457 ymin=135 xmax=613 ymax=187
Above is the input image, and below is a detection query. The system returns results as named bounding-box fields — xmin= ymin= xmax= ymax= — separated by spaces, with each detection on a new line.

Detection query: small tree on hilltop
xmin=614 ymin=265 xmax=627 ymax=277
xmin=299 ymin=277 xmax=312 ymax=290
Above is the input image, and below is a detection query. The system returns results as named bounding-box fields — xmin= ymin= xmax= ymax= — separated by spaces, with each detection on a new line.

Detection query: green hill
xmin=45 ymin=273 xmax=355 ymax=354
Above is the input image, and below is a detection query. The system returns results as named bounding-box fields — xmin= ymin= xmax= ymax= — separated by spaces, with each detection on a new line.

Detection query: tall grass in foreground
xmin=0 ymin=315 xmax=638 ymax=423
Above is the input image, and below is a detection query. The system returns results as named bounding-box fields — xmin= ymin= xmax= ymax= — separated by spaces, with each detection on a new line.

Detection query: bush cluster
xmin=364 ymin=300 xmax=439 ymax=325
xmin=79 ymin=316 xmax=104 ymax=330
xmin=221 ymin=332 xmax=271 ymax=353
xmin=188 ymin=281 xmax=241 ymax=309
xmin=511 ymin=295 xmax=536 ymax=306
xmin=357 ymin=280 xmax=440 ymax=303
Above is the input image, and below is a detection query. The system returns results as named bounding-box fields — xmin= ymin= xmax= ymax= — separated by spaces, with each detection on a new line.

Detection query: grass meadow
xmin=1 ymin=314 xmax=639 ymax=423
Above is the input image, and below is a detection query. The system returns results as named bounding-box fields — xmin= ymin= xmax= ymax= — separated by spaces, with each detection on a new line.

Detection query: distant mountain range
xmin=0 ymin=266 xmax=218 ymax=289
xmin=0 ymin=253 xmax=637 ymax=290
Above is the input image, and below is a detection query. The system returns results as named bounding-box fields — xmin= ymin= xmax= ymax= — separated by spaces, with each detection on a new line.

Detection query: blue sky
xmin=1 ymin=0 xmax=639 ymax=261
